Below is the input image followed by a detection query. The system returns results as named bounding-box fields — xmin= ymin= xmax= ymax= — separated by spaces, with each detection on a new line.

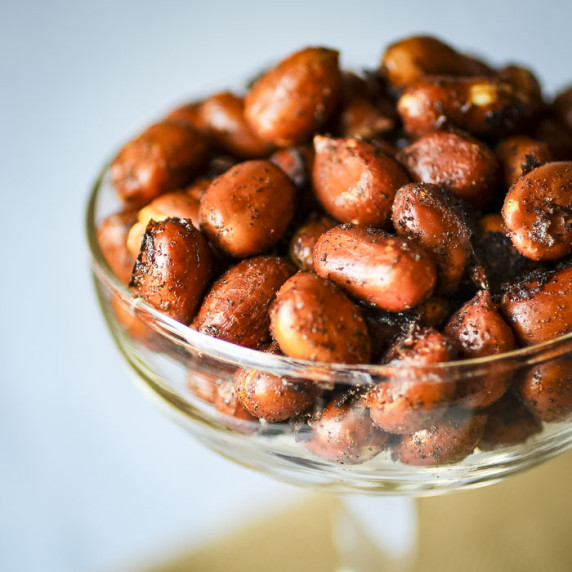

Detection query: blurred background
xmin=2 ymin=1 xmax=572 ymax=570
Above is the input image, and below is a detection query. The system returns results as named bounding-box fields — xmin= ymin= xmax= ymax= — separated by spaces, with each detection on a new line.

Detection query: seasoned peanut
xmin=502 ymin=161 xmax=572 ymax=261
xmin=367 ymin=327 xmax=457 ymax=434
xmin=314 ymin=224 xmax=437 ymax=311
xmin=392 ymin=411 xmax=487 ymax=465
xmin=396 ymin=130 xmax=499 ymax=208
xmin=111 ymin=120 xmax=210 ymax=206
xmin=500 ymin=267 xmax=572 ymax=346
xmin=97 ymin=210 xmax=138 ymax=285
xmin=392 ymin=183 xmax=473 ymax=294
xmin=312 ymin=135 xmax=410 ymax=227
xmin=269 ymin=272 xmax=371 ymax=363
xmin=193 ymin=256 xmax=294 ymax=349
xmin=553 ymin=86 xmax=572 ymax=132
xmin=245 ymin=47 xmax=342 ymax=146
xmin=288 ymin=215 xmax=336 ymax=272
xmin=495 ymin=135 xmax=551 ymax=187
xmin=199 ymin=92 xmax=274 ymax=158
xmin=305 ymin=395 xmax=388 ymax=464
xmin=130 ymin=218 xmax=213 ymax=324
xmin=397 ymin=76 xmax=533 ymax=139
xmin=199 ymin=160 xmax=296 ymax=258
xmin=269 ymin=145 xmax=314 ymax=190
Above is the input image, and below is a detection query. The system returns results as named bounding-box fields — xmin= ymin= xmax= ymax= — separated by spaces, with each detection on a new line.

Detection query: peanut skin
xmin=314 ymin=224 xmax=437 ymax=312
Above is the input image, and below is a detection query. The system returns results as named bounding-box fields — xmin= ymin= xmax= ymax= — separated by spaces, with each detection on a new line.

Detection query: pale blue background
xmin=2 ymin=1 xmax=572 ymax=570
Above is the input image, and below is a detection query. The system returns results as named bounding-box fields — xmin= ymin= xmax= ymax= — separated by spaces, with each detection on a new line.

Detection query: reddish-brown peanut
xmin=130 ymin=218 xmax=213 ymax=324
xmin=193 ymin=256 xmax=294 ymax=349
xmin=367 ymin=327 xmax=457 ymax=434
xmin=553 ymin=86 xmax=572 ymax=132
xmin=269 ymin=145 xmax=315 ymax=190
xmin=396 ymin=131 xmax=499 ymax=209
xmin=305 ymin=396 xmax=388 ymax=464
xmin=381 ymin=35 xmax=491 ymax=89
xmin=245 ymin=47 xmax=342 ymax=146
xmin=288 ymin=215 xmax=336 ymax=272
xmin=199 ymin=160 xmax=296 ymax=258
xmin=397 ymin=76 xmax=533 ymax=139
xmin=495 ymin=135 xmax=552 ymax=187
xmin=269 ymin=272 xmax=371 ymax=363
xmin=314 ymin=224 xmax=437 ymax=311
xmin=392 ymin=183 xmax=472 ymax=294
xmin=312 ymin=136 xmax=410 ymax=227
xmin=111 ymin=120 xmax=210 ymax=206
xmin=199 ymin=92 xmax=274 ymax=158
xmin=97 ymin=210 xmax=138 ymax=285
xmin=500 ymin=267 xmax=572 ymax=346
xmin=392 ymin=411 xmax=487 ymax=466
xmin=502 ymin=161 xmax=572 ymax=261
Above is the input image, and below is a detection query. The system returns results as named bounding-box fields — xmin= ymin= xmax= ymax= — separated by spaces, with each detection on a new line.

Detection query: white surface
xmin=2 ymin=1 xmax=572 ymax=571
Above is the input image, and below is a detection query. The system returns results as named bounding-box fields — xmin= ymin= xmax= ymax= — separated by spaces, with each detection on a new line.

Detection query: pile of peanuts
xmin=98 ymin=36 xmax=572 ymax=466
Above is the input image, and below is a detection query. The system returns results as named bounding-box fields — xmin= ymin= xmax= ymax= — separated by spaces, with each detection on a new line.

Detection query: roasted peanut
xmin=553 ymin=86 xmax=572 ymax=132
xmin=305 ymin=395 xmax=388 ymax=464
xmin=392 ymin=183 xmax=473 ymax=294
xmin=130 ymin=218 xmax=213 ymax=323
xmin=480 ymin=392 xmax=542 ymax=450
xmin=199 ymin=160 xmax=296 ymax=258
xmin=502 ymin=161 xmax=572 ymax=261
xmin=314 ymin=224 xmax=437 ymax=311
xmin=534 ymin=118 xmax=572 ymax=161
xmin=381 ymin=35 xmax=491 ymax=89
xmin=392 ymin=410 xmax=487 ymax=465
xmin=312 ymin=135 xmax=410 ymax=227
xmin=500 ymin=266 xmax=572 ymax=346
xmin=495 ymin=135 xmax=552 ymax=187
xmin=445 ymin=290 xmax=515 ymax=408
xmin=234 ymin=343 xmax=317 ymax=422
xmin=245 ymin=47 xmax=342 ymax=146
xmin=199 ymin=92 xmax=274 ymax=158
xmin=519 ymin=358 xmax=572 ymax=422
xmin=111 ymin=120 xmax=210 ymax=206
xmin=367 ymin=327 xmax=457 ymax=434
xmin=164 ymin=101 xmax=208 ymax=132
xmin=397 ymin=76 xmax=533 ymax=139
xmin=288 ymin=215 xmax=336 ymax=272
xmin=269 ymin=145 xmax=315 ymax=190
xmin=269 ymin=272 xmax=371 ymax=363
xmin=97 ymin=210 xmax=138 ymax=285
xmin=126 ymin=189 xmax=202 ymax=256
xmin=214 ymin=379 xmax=259 ymax=433
xmin=193 ymin=256 xmax=294 ymax=349
xmin=396 ymin=130 xmax=499 ymax=208
xmin=497 ymin=65 xmax=544 ymax=117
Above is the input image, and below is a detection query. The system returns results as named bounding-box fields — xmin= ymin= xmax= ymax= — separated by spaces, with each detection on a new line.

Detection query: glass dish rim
xmin=86 ymin=165 xmax=572 ymax=383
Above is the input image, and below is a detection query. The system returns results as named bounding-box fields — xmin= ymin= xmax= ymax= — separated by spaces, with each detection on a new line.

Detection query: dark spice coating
xmin=214 ymin=379 xmax=259 ymax=433
xmin=288 ymin=215 xmax=336 ymax=272
xmin=480 ymin=392 xmax=542 ymax=450
xmin=234 ymin=342 xmax=318 ymax=422
xmin=502 ymin=161 xmax=572 ymax=261
xmin=312 ymin=135 xmax=410 ymax=228
xmin=495 ymin=135 xmax=552 ymax=187
xmin=518 ymin=358 xmax=572 ymax=422
xmin=397 ymin=76 xmax=535 ymax=139
xmin=392 ymin=182 xmax=473 ymax=294
xmin=193 ymin=256 xmax=295 ymax=349
xmin=199 ymin=160 xmax=296 ymax=258
xmin=392 ymin=410 xmax=487 ymax=465
xmin=269 ymin=272 xmax=371 ymax=363
xmin=396 ymin=130 xmax=499 ymax=208
xmin=367 ymin=326 xmax=457 ymax=434
xmin=198 ymin=91 xmax=274 ymax=159
xmin=130 ymin=217 xmax=213 ymax=324
xmin=97 ymin=210 xmax=138 ymax=285
xmin=381 ymin=35 xmax=492 ymax=89
xmin=314 ymin=224 xmax=437 ymax=312
xmin=305 ymin=396 xmax=388 ymax=464
xmin=245 ymin=47 xmax=342 ymax=146
xmin=112 ymin=120 xmax=210 ymax=207
xmin=500 ymin=266 xmax=572 ymax=345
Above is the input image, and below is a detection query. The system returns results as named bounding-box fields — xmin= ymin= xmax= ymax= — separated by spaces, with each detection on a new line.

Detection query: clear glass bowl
xmin=86 ymin=167 xmax=572 ymax=495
